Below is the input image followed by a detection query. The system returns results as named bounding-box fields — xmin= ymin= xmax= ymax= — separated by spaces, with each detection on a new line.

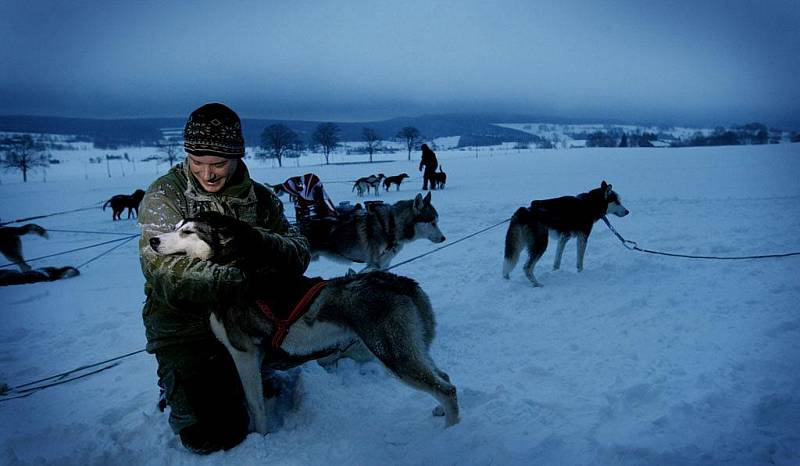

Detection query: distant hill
xmin=0 ymin=113 xmax=615 ymax=148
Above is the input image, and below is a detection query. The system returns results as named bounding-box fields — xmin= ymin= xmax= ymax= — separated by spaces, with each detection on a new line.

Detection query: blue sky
xmin=1 ymin=0 xmax=798 ymax=128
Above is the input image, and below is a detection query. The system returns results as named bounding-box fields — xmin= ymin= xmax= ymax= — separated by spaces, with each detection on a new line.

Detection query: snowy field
xmin=1 ymin=143 xmax=799 ymax=465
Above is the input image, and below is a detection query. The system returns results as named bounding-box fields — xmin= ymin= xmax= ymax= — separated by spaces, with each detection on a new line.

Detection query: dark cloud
xmin=1 ymin=0 xmax=798 ymax=128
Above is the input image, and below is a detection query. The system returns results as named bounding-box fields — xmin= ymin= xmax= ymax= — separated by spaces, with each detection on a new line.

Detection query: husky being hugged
xmin=149 ymin=211 xmax=459 ymax=434
xmin=503 ymin=181 xmax=629 ymax=286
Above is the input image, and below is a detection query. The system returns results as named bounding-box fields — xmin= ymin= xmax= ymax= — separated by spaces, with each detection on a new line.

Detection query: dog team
xmin=5 ymin=103 xmax=631 ymax=456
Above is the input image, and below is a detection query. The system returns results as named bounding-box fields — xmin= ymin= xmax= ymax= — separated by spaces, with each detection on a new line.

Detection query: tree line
xmin=4 ymin=121 xmax=799 ymax=182
xmin=258 ymin=122 xmax=424 ymax=167
xmin=581 ymin=122 xmax=793 ymax=148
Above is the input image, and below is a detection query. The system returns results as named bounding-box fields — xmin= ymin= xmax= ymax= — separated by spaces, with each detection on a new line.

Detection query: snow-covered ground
xmin=1 ymin=142 xmax=799 ymax=465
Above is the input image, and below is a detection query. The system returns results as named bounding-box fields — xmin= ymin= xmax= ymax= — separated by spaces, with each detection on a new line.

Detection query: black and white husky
xmin=149 ymin=211 xmax=459 ymax=434
xmin=308 ymin=192 xmax=446 ymax=271
xmin=503 ymin=181 xmax=630 ymax=286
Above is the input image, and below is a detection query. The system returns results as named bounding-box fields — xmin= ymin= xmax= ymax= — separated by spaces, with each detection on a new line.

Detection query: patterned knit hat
xmin=183 ymin=103 xmax=245 ymax=158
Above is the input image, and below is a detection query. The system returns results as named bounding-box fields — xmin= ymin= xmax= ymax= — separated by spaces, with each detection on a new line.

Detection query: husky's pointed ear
xmin=601 ymin=180 xmax=608 ymax=190
xmin=414 ymin=193 xmax=424 ymax=211
xmin=423 ymin=191 xmax=432 ymax=205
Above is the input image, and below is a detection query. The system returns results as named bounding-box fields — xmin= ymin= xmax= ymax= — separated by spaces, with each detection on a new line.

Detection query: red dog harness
xmin=255 ymin=280 xmax=327 ymax=349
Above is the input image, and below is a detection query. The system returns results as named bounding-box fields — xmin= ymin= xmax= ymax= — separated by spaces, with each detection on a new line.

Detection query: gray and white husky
xmin=352 ymin=174 xmax=385 ymax=197
xmin=503 ymin=181 xmax=630 ymax=286
xmin=149 ymin=211 xmax=459 ymax=434
xmin=309 ymin=192 xmax=446 ymax=271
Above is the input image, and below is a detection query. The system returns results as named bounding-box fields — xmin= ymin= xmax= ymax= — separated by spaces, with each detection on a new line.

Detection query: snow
xmin=1 ymin=142 xmax=799 ymax=465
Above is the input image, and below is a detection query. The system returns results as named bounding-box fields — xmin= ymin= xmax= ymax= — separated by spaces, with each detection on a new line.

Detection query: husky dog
xmin=0 ymin=224 xmax=48 ymax=272
xmin=353 ymin=174 xmax=385 ymax=197
xmin=364 ymin=173 xmax=385 ymax=195
xmin=430 ymin=166 xmax=447 ymax=190
xmin=352 ymin=179 xmax=370 ymax=197
xmin=103 ymin=189 xmax=145 ymax=220
xmin=149 ymin=210 xmax=459 ymax=434
xmin=383 ymin=173 xmax=410 ymax=191
xmin=0 ymin=266 xmax=79 ymax=286
xmin=308 ymin=192 xmax=446 ymax=270
xmin=503 ymin=181 xmax=629 ymax=286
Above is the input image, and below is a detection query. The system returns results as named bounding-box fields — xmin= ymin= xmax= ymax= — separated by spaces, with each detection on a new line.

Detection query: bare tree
xmin=158 ymin=140 xmax=182 ymax=167
xmin=260 ymin=124 xmax=298 ymax=168
xmin=1 ymin=135 xmax=48 ymax=182
xmin=396 ymin=126 xmax=422 ymax=161
xmin=362 ymin=127 xmax=382 ymax=163
xmin=312 ymin=122 xmax=340 ymax=164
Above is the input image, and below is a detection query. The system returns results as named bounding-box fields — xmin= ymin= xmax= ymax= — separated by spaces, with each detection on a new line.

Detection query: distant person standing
xmin=419 ymin=143 xmax=439 ymax=190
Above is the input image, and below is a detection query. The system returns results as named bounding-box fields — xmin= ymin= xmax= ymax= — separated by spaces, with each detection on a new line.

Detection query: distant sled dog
xmin=308 ymin=192 xmax=446 ymax=270
xmin=383 ymin=173 xmax=409 ymax=191
xmin=149 ymin=210 xmax=459 ymax=434
xmin=430 ymin=166 xmax=447 ymax=190
xmin=353 ymin=174 xmax=385 ymax=196
xmin=503 ymin=181 xmax=629 ymax=286
xmin=0 ymin=223 xmax=48 ymax=272
xmin=103 ymin=189 xmax=145 ymax=220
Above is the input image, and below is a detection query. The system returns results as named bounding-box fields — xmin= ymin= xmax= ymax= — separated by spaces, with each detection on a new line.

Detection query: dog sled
xmin=274 ymin=173 xmax=444 ymax=270
xmin=276 ymin=173 xmax=380 ymax=246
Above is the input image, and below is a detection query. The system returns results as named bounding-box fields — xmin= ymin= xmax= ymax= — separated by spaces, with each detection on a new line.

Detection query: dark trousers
xmin=155 ymin=340 xmax=249 ymax=443
xmin=422 ymin=168 xmax=437 ymax=190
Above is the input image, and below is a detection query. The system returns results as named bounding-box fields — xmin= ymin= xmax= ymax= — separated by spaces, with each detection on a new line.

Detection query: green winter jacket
xmin=138 ymin=160 xmax=310 ymax=353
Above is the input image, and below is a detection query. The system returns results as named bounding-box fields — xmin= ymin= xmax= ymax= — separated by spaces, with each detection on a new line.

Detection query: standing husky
xmin=503 ymin=181 xmax=629 ymax=286
xmin=149 ymin=211 xmax=459 ymax=434
xmin=383 ymin=173 xmax=409 ymax=191
xmin=103 ymin=189 xmax=145 ymax=220
xmin=352 ymin=174 xmax=385 ymax=197
xmin=308 ymin=192 xmax=445 ymax=270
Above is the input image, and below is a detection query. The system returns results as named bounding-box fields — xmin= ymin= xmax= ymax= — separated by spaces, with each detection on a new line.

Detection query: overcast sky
xmin=1 ymin=0 xmax=798 ymax=128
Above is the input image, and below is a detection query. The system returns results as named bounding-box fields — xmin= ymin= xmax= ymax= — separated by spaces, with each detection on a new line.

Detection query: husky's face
xmin=602 ymin=181 xmax=630 ymax=217
xmin=149 ymin=219 xmax=214 ymax=260
xmin=413 ymin=192 xmax=446 ymax=243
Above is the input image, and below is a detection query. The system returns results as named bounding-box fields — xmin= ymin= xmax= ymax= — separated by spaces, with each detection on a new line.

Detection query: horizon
xmin=0 ymin=112 xmax=788 ymax=133
xmin=1 ymin=0 xmax=798 ymax=129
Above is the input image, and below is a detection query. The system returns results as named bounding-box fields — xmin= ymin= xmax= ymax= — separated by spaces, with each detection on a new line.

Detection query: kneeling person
xmin=138 ymin=102 xmax=310 ymax=454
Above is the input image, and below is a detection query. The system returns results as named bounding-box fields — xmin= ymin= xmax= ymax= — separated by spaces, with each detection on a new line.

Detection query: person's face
xmin=187 ymin=154 xmax=238 ymax=193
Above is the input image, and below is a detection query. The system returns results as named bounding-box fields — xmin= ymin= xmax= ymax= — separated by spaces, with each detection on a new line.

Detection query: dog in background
xmin=503 ymin=181 xmax=629 ymax=286
xmin=430 ymin=166 xmax=447 ymax=190
xmin=0 ymin=223 xmax=48 ymax=272
xmin=353 ymin=174 xmax=385 ymax=197
xmin=364 ymin=174 xmax=385 ymax=195
xmin=383 ymin=173 xmax=409 ymax=191
xmin=149 ymin=210 xmax=459 ymax=434
xmin=103 ymin=189 xmax=145 ymax=220
xmin=352 ymin=178 xmax=370 ymax=197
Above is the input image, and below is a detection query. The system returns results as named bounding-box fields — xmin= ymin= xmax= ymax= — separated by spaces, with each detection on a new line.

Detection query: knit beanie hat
xmin=183 ymin=103 xmax=245 ymax=158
